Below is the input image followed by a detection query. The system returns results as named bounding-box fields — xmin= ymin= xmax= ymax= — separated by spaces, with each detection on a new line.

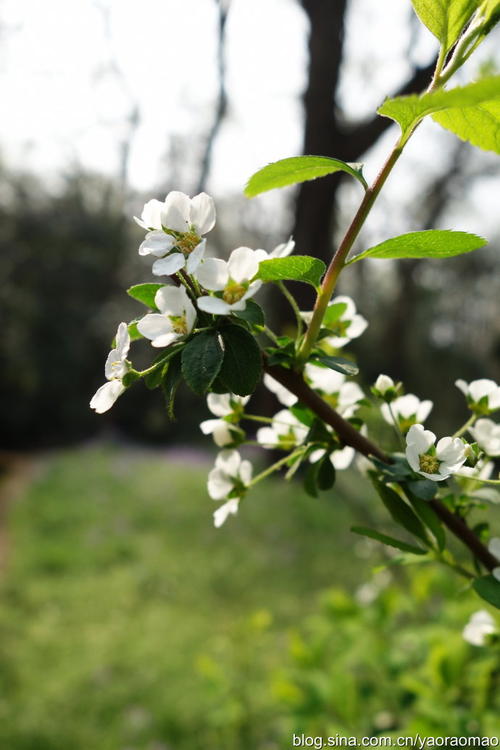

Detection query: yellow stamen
xmin=223 ymin=281 xmax=247 ymax=304
xmin=419 ymin=454 xmax=440 ymax=474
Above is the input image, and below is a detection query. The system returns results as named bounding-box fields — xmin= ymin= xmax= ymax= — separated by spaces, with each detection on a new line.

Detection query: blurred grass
xmin=0 ymin=445 xmax=498 ymax=749
xmin=0 ymin=444 xmax=374 ymax=749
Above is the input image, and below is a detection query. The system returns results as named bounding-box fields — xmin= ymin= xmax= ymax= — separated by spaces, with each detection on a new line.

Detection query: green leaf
xmin=310 ymin=355 xmax=359 ymax=377
xmin=351 ymin=526 xmax=428 ymax=555
xmin=374 ymin=481 xmax=430 ymax=545
xmin=473 ymin=575 xmax=500 ymax=609
xmin=181 ymin=331 xmax=224 ymax=395
xmin=317 ymin=455 xmax=336 ymax=491
xmin=304 ymin=461 xmax=320 ymax=498
xmin=257 ymin=256 xmax=326 ymax=288
xmin=244 ymin=155 xmax=367 ymax=197
xmin=233 ymin=299 xmax=265 ymax=327
xmin=289 ymin=403 xmax=316 ymax=427
xmin=127 ymin=283 xmax=164 ymax=309
xmin=411 ymin=0 xmax=479 ymax=51
xmin=406 ymin=478 xmax=439 ymax=500
xmin=219 ymin=325 xmax=262 ymax=396
xmin=349 ymin=230 xmax=487 ymax=264
xmin=406 ymin=490 xmax=446 ymax=550
xmin=323 ymin=302 xmax=348 ymax=327
xmin=162 ymin=354 xmax=183 ymax=420
xmin=378 ymin=76 xmax=500 ymax=145
xmin=432 ymin=98 xmax=500 ymax=154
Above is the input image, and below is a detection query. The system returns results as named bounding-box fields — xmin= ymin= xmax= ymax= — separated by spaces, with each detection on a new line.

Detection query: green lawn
xmin=0 ymin=446 xmax=498 ymax=749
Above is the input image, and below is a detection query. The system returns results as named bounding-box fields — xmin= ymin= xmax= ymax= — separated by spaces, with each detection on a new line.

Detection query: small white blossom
xmin=373 ymin=374 xmax=395 ymax=397
xmin=462 ymin=610 xmax=497 ymax=646
xmin=258 ymin=237 xmax=295 ymax=259
xmin=405 ymin=424 xmax=466 ymax=482
xmin=381 ymin=394 xmax=433 ymax=433
xmin=488 ymin=538 xmax=500 ymax=582
xmin=135 ymin=191 xmax=215 ymax=276
xmin=256 ymin=410 xmax=308 ymax=450
xmin=195 ymin=246 xmax=267 ymax=315
xmin=305 ymin=363 xmax=364 ymax=418
xmin=301 ymin=295 xmax=368 ymax=348
xmin=309 ymin=444 xmax=355 ymax=471
xmin=137 ymin=286 xmax=196 ymax=348
xmin=455 ymin=378 xmax=500 ymax=414
xmin=208 ymin=450 xmax=252 ymax=527
xmin=200 ymin=393 xmax=249 ymax=447
xmin=469 ymin=418 xmax=500 ymax=456
xmin=263 ymin=373 xmax=298 ymax=407
xmin=90 ymin=322 xmax=130 ymax=414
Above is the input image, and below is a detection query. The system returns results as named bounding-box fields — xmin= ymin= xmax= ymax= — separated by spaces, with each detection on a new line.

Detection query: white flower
xmin=469 ymin=418 xmax=500 ymax=456
xmin=135 ymin=191 xmax=215 ymax=275
xmin=373 ymin=374 xmax=395 ymax=396
xmin=405 ymin=424 xmax=466 ymax=482
xmin=301 ymin=295 xmax=368 ymax=348
xmin=455 ymin=378 xmax=500 ymax=414
xmin=463 ymin=610 xmax=497 ymax=646
xmin=90 ymin=322 xmax=130 ymax=414
xmin=213 ymin=499 xmax=240 ymax=528
xmin=256 ymin=410 xmax=308 ymax=450
xmin=381 ymin=394 xmax=433 ymax=433
xmin=309 ymin=444 xmax=355 ymax=471
xmin=195 ymin=246 xmax=268 ymax=315
xmin=200 ymin=393 xmax=249 ymax=448
xmin=263 ymin=373 xmax=298 ymax=407
xmin=305 ymin=363 xmax=364 ymax=418
xmin=137 ymin=285 xmax=196 ymax=348
xmin=208 ymin=450 xmax=252 ymax=527
xmin=488 ymin=538 xmax=500 ymax=582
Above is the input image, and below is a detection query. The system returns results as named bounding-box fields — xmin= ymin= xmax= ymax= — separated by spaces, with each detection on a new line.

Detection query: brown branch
xmin=264 ymin=360 xmax=497 ymax=573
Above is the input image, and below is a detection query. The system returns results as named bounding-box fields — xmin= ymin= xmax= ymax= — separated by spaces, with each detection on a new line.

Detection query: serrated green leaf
xmin=374 ymin=481 xmax=429 ymax=545
xmin=378 ymin=76 xmax=500 ymax=144
xmin=162 ymin=354 xmax=183 ymax=420
xmin=219 ymin=325 xmax=262 ymax=396
xmin=349 ymin=230 xmax=487 ymax=264
xmin=127 ymin=283 xmax=164 ymax=309
xmin=432 ymin=99 xmax=500 ymax=153
xmin=233 ymin=299 xmax=265 ymax=327
xmin=351 ymin=526 xmax=428 ymax=555
xmin=405 ymin=490 xmax=446 ymax=550
xmin=257 ymin=256 xmax=326 ymax=288
xmin=411 ymin=0 xmax=479 ymax=51
xmin=181 ymin=331 xmax=223 ymax=395
xmin=244 ymin=155 xmax=367 ymax=197
xmin=473 ymin=574 xmax=500 ymax=609
xmin=310 ymin=355 xmax=359 ymax=376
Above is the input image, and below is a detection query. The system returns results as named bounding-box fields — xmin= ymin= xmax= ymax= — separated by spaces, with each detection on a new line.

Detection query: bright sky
xmin=0 ymin=0 xmax=498 ymax=229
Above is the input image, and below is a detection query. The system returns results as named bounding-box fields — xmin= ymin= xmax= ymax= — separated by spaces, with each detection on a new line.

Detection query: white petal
xmin=200 ymin=419 xmax=234 ymax=447
xmin=213 ymin=498 xmax=239 ymax=528
xmin=90 ymin=380 xmax=125 ymax=414
xmin=256 ymin=426 xmax=279 ymax=448
xmin=207 ymin=393 xmax=232 ymax=417
xmin=195 ymin=258 xmax=228 ymax=291
xmin=104 ymin=349 xmax=127 ymax=380
xmin=227 ymin=247 xmax=260 ymax=283
xmin=190 ymin=192 xmax=216 ymax=234
xmin=207 ymin=468 xmax=233 ymax=500
xmin=186 ymin=239 xmax=206 ymax=273
xmin=197 ymin=296 xmax=232 ymax=315
xmin=331 ymin=446 xmax=355 ymax=470
xmin=161 ymin=191 xmax=190 ymax=232
xmin=115 ymin=322 xmax=131 ymax=358
xmin=416 ymin=400 xmax=433 ymax=423
xmin=155 ymin=284 xmax=190 ymax=315
xmin=239 ymin=459 xmax=253 ymax=485
xmin=270 ymin=237 xmax=294 ymax=258
xmin=375 ymin=374 xmax=394 ymax=394
xmin=493 ymin=567 xmax=500 ymax=582
xmin=138 ymin=198 xmax=164 ymax=230
xmin=463 ymin=610 xmax=496 ymax=646
xmin=347 ymin=314 xmax=368 ymax=339
xmin=139 ymin=230 xmax=175 ymax=257
xmin=406 ymin=424 xmax=436 ymax=454
xmin=309 ymin=448 xmax=326 ymax=463
xmin=455 ymin=379 xmax=469 ymax=397
xmin=332 ymin=295 xmax=357 ymax=319
xmin=405 ymin=444 xmax=421 ymax=474
xmin=137 ymin=313 xmax=172 ymax=341
xmin=151 ymin=332 xmax=179 ymax=348
xmin=152 ymin=253 xmax=186 ymax=277
xmin=263 ymin=374 xmax=297 ymax=407
xmin=215 ymin=449 xmax=241 ymax=476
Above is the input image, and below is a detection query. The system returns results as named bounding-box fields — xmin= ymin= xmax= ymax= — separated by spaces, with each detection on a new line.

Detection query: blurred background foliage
xmin=1 ymin=0 xmax=500 ymax=746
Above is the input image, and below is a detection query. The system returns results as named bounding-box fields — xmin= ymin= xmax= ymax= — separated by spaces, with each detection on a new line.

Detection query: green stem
xmin=453 ymin=414 xmax=476 ymax=438
xmin=249 ymin=447 xmax=307 ymax=487
xmin=296 ymin=141 xmax=404 ymax=367
xmin=263 ymin=325 xmax=280 ymax=345
xmin=242 ymin=414 xmax=273 ymax=424
xmin=277 ymin=281 xmax=303 ymax=339
xmin=454 ymin=474 xmax=500 ymax=486
xmin=387 ymin=402 xmax=406 ymax=450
